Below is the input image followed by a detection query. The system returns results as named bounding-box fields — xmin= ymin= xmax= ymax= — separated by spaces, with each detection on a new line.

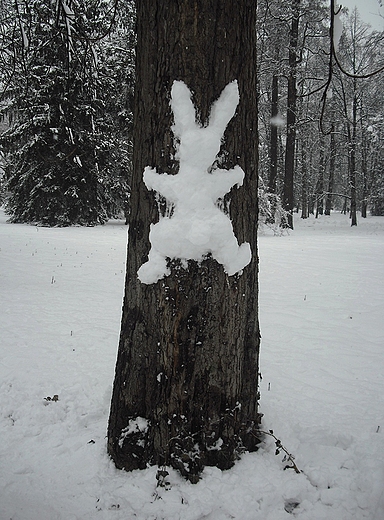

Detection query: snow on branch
xmin=138 ymin=80 xmax=251 ymax=284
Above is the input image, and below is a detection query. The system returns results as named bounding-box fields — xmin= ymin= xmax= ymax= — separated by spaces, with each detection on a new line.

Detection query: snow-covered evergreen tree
xmin=0 ymin=0 xmax=134 ymax=226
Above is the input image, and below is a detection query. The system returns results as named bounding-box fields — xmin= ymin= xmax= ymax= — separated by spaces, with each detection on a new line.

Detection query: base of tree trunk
xmin=108 ymin=407 xmax=262 ymax=483
xmin=108 ymin=257 xmax=261 ymax=483
xmin=282 ymin=212 xmax=294 ymax=229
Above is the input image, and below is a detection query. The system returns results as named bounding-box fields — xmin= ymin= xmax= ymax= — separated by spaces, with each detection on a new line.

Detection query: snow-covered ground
xmin=1 ymin=209 xmax=383 ymax=520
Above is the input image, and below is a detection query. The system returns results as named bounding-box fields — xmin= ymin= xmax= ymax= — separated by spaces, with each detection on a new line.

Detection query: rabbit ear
xmin=171 ymin=81 xmax=197 ymax=138
xmin=208 ymin=80 xmax=239 ymax=135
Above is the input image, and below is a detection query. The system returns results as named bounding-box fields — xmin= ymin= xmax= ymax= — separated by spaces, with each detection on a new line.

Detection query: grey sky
xmin=339 ymin=0 xmax=384 ymax=30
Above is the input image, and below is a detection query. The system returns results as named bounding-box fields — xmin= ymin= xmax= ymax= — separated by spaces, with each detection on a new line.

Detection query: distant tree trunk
xmin=350 ymin=86 xmax=358 ymax=226
xmin=283 ymin=0 xmax=300 ymax=229
xmin=107 ymin=0 xmax=260 ymax=484
xmin=269 ymin=73 xmax=279 ymax=195
xmin=316 ymin=137 xmax=325 ymax=218
xmin=325 ymin=124 xmax=336 ymax=215
xmin=361 ymin=125 xmax=368 ymax=218
xmin=268 ymin=71 xmax=279 ymax=224
xmin=300 ymin=138 xmax=309 ymax=219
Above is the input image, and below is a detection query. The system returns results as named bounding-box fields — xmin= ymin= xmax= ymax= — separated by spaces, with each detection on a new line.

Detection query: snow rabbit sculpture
xmin=138 ymin=80 xmax=252 ymax=284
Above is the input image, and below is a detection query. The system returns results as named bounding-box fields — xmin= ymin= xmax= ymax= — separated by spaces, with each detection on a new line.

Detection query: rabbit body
xmin=138 ymin=80 xmax=251 ymax=284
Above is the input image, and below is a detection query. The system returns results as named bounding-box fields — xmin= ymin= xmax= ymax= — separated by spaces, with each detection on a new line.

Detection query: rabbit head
xmin=171 ymin=80 xmax=240 ymax=172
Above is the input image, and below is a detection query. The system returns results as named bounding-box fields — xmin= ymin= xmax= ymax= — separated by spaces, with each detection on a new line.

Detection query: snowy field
xmin=1 ymin=208 xmax=383 ymax=520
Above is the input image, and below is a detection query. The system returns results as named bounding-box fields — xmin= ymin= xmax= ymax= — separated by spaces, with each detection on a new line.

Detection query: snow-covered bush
xmin=258 ymin=178 xmax=289 ymax=234
xmin=370 ymin=196 xmax=384 ymax=216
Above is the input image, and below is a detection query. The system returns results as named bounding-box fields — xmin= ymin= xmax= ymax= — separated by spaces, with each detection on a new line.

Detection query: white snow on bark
xmin=20 ymin=23 xmax=29 ymax=50
xmin=118 ymin=417 xmax=149 ymax=448
xmin=138 ymin=80 xmax=251 ymax=284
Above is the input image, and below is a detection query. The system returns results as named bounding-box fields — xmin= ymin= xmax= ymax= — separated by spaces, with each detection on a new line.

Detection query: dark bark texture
xmin=107 ymin=0 xmax=260 ymax=483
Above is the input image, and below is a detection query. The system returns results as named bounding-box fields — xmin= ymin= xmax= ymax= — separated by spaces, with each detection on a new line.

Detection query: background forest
xmin=0 ymin=0 xmax=383 ymax=227
xmin=1 ymin=2 xmax=384 ymax=518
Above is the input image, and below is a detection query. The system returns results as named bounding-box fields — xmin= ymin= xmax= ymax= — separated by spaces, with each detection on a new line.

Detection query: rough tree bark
xmin=107 ymin=0 xmax=260 ymax=483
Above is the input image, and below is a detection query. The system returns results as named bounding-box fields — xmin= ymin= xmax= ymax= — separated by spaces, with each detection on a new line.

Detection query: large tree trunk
xmin=107 ymin=0 xmax=260 ymax=483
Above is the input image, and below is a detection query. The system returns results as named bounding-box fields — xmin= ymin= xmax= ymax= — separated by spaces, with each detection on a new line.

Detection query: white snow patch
xmin=207 ymin=438 xmax=224 ymax=451
xmin=62 ymin=0 xmax=75 ymax=18
xmin=1 ymin=209 xmax=384 ymax=519
xmin=138 ymin=80 xmax=251 ymax=284
xmin=118 ymin=417 xmax=149 ymax=448
xmin=270 ymin=114 xmax=285 ymax=127
xmin=73 ymin=155 xmax=82 ymax=167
